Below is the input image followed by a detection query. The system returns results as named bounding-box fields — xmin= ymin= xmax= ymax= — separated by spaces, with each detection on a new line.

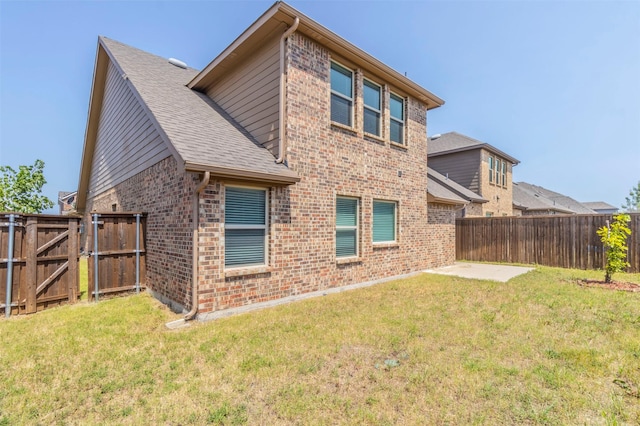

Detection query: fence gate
xmin=87 ymin=213 xmax=146 ymax=301
xmin=1 ymin=214 xmax=80 ymax=316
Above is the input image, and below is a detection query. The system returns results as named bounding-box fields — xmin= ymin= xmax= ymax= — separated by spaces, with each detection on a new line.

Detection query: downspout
xmin=184 ymin=171 xmax=210 ymax=321
xmin=275 ymin=17 xmax=300 ymax=164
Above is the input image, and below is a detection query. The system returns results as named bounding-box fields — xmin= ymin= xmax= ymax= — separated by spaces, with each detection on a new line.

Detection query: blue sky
xmin=1 ymin=0 xmax=639 ymax=213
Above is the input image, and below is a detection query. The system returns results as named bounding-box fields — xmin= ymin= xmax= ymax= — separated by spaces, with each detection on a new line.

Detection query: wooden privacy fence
xmin=1 ymin=214 xmax=80 ymax=316
xmin=87 ymin=213 xmax=146 ymax=301
xmin=456 ymin=213 xmax=640 ymax=272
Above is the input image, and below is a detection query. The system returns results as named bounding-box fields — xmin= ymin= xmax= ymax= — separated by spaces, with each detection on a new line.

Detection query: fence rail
xmin=456 ymin=213 xmax=640 ymax=272
xmin=1 ymin=214 xmax=80 ymax=316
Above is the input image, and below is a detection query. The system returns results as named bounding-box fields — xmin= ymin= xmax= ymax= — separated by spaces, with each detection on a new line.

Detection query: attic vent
xmin=431 ymin=134 xmax=441 ymax=140
xmin=168 ymin=58 xmax=187 ymax=69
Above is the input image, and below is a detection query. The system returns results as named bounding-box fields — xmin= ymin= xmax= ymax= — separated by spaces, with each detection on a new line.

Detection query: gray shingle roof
xmin=101 ymin=37 xmax=299 ymax=183
xmin=427 ymin=167 xmax=487 ymax=204
xmin=581 ymin=201 xmax=618 ymax=211
xmin=428 ymin=132 xmax=520 ymax=165
xmin=513 ymin=182 xmax=596 ymax=214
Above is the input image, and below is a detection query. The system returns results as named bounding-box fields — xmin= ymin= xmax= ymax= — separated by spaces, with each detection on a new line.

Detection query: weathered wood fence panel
xmin=456 ymin=213 xmax=640 ymax=272
xmin=1 ymin=214 xmax=80 ymax=316
xmin=87 ymin=213 xmax=146 ymax=300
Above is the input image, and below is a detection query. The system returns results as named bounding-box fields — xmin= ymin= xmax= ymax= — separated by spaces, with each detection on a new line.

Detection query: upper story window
xmin=336 ymin=196 xmax=359 ymax=258
xmin=225 ymin=186 xmax=268 ymax=268
xmin=330 ymin=62 xmax=354 ymax=127
xmin=363 ymin=79 xmax=381 ymax=136
xmin=495 ymin=158 xmax=501 ymax=185
xmin=501 ymin=161 xmax=507 ymax=187
xmin=488 ymin=156 xmax=494 ymax=183
xmin=389 ymin=93 xmax=405 ymax=145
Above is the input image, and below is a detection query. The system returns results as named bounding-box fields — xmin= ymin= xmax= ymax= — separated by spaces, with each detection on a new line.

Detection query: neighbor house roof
xmin=427 ymin=132 xmax=520 ymax=165
xmin=77 ymin=37 xmax=300 ymax=209
xmin=188 ymin=1 xmax=444 ymax=109
xmin=582 ymin=201 xmax=618 ymax=212
xmin=427 ymin=167 xmax=488 ymax=205
xmin=513 ymin=182 xmax=596 ymax=214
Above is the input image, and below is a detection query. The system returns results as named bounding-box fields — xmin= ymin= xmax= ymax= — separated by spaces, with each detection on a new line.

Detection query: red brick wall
xmin=85 ymin=32 xmax=456 ymax=315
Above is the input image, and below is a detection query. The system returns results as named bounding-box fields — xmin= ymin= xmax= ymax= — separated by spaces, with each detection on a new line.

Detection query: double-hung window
xmin=330 ymin=62 xmax=353 ymax=127
xmin=389 ymin=93 xmax=405 ymax=144
xmin=363 ymin=79 xmax=381 ymax=136
xmin=495 ymin=159 xmax=501 ymax=185
xmin=501 ymin=161 xmax=507 ymax=187
xmin=224 ymin=186 xmax=267 ymax=268
xmin=336 ymin=196 xmax=358 ymax=258
xmin=488 ymin=156 xmax=494 ymax=183
xmin=373 ymin=200 xmax=397 ymax=243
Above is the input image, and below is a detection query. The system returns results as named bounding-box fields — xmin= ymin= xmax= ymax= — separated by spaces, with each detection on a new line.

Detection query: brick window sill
xmin=331 ymin=121 xmax=357 ymax=134
xmin=224 ymin=265 xmax=271 ymax=278
xmin=373 ymin=242 xmax=400 ymax=249
xmin=336 ymin=256 xmax=361 ymax=265
xmin=390 ymin=141 xmax=408 ymax=150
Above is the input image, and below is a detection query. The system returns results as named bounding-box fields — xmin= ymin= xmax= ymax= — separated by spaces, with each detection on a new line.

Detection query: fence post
xmin=67 ymin=218 xmax=78 ymax=304
xmin=4 ymin=214 xmax=18 ymax=318
xmin=25 ymin=216 xmax=38 ymax=314
xmin=92 ymin=213 xmax=99 ymax=302
xmin=135 ymin=213 xmax=141 ymax=294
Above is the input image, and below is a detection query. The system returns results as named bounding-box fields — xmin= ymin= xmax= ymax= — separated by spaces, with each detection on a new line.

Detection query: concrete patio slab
xmin=424 ymin=262 xmax=534 ymax=283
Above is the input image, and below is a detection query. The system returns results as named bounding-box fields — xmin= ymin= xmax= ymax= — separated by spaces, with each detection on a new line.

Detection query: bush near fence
xmin=456 ymin=213 xmax=639 ymax=273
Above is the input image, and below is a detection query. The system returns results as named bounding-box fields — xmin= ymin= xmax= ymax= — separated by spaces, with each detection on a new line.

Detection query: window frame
xmin=389 ymin=92 xmax=406 ymax=145
xmin=501 ymin=161 xmax=507 ymax=187
xmin=495 ymin=158 xmax=501 ymax=185
xmin=488 ymin=156 xmax=494 ymax=183
xmin=363 ymin=78 xmax=382 ymax=137
xmin=335 ymin=196 xmax=359 ymax=259
xmin=330 ymin=61 xmax=354 ymax=128
xmin=372 ymin=199 xmax=397 ymax=244
xmin=224 ymin=185 xmax=269 ymax=269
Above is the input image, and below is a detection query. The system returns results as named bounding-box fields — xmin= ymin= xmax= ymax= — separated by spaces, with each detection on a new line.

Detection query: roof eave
xmin=185 ymin=161 xmax=300 ymax=185
xmin=427 ymin=193 xmax=467 ymax=207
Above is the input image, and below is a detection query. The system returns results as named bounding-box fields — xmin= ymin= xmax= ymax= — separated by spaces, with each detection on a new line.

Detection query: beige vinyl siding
xmin=428 ymin=150 xmax=481 ymax=194
xmin=206 ymin=35 xmax=281 ymax=156
xmin=89 ymin=61 xmax=170 ymax=197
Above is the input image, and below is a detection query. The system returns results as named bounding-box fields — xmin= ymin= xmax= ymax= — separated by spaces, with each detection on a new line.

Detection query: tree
xmin=596 ymin=214 xmax=631 ymax=283
xmin=0 ymin=159 xmax=54 ymax=213
xmin=621 ymin=181 xmax=640 ymax=213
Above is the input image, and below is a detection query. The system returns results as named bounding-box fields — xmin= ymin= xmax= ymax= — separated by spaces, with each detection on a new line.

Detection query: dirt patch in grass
xmin=577 ymin=279 xmax=640 ymax=292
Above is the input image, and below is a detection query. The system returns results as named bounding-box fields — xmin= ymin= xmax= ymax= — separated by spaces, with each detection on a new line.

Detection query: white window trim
xmin=389 ymin=92 xmax=406 ymax=145
xmin=488 ymin=156 xmax=494 ymax=183
xmin=363 ymin=78 xmax=382 ymax=137
xmin=224 ymin=185 xmax=269 ymax=269
xmin=336 ymin=195 xmax=359 ymax=258
xmin=372 ymin=199 xmax=398 ymax=244
xmin=330 ymin=60 xmax=355 ymax=128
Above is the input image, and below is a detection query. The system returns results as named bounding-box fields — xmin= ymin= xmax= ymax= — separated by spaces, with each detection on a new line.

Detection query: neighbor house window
xmin=373 ymin=200 xmax=397 ymax=243
xmin=225 ymin=186 xmax=267 ymax=268
xmin=488 ymin=156 xmax=494 ymax=183
xmin=389 ymin=93 xmax=405 ymax=144
xmin=502 ymin=161 xmax=507 ymax=187
xmin=495 ymin=159 xmax=501 ymax=185
xmin=330 ymin=62 xmax=353 ymax=127
xmin=336 ymin=196 xmax=359 ymax=258
xmin=363 ymin=79 xmax=381 ymax=136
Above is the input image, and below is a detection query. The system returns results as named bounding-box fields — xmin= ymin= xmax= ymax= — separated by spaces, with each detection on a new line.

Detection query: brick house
xmin=427 ymin=132 xmax=520 ymax=217
xmin=76 ymin=2 xmax=455 ymax=319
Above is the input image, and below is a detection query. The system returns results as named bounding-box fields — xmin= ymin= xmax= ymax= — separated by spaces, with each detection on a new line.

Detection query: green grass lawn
xmin=1 ymin=266 xmax=639 ymax=425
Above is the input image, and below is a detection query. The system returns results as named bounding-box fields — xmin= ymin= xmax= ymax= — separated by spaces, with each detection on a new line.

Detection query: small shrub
xmin=596 ymin=214 xmax=632 ymax=283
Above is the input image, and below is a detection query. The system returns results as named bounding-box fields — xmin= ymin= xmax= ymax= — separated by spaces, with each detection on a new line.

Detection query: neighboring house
xmin=58 ymin=191 xmax=77 ymax=215
xmin=581 ymin=201 xmax=618 ymax=214
xmin=513 ymin=182 xmax=597 ymax=215
xmin=427 ymin=132 xmax=520 ymax=217
xmin=76 ymin=2 xmax=448 ymax=318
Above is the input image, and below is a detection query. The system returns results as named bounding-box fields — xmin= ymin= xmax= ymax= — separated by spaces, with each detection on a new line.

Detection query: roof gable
xmin=428 ymin=132 xmax=520 ymax=165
